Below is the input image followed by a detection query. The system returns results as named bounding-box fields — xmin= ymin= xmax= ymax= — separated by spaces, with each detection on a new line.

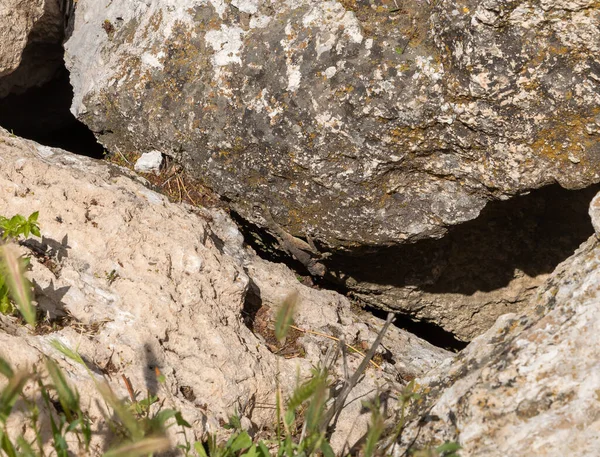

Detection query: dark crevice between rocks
xmin=233 ymin=184 xmax=600 ymax=351
xmin=0 ymin=55 xmax=104 ymax=158
xmin=367 ymin=304 xmax=468 ymax=351
xmin=324 ymin=184 xmax=600 ymax=293
xmin=232 ymin=210 xmax=468 ymax=351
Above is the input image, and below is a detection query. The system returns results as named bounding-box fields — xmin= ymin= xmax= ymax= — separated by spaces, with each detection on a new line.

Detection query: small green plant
xmin=0 ymin=212 xmax=40 ymax=326
xmin=0 ymin=243 xmax=36 ymax=326
xmin=0 ymin=212 xmax=40 ymax=241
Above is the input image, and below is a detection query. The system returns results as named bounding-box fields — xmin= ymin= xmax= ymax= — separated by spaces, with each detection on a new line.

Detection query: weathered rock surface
xmin=63 ymin=0 xmax=600 ymax=338
xmin=0 ymin=0 xmax=65 ymax=97
xmin=0 ymin=127 xmax=451 ymax=452
xmin=396 ymin=195 xmax=600 ymax=456
xmin=64 ymin=0 xmax=600 ymax=246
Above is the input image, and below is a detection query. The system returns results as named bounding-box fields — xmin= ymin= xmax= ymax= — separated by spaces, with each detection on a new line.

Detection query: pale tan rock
xmin=0 ymin=128 xmax=450 ymax=453
xmin=397 ymin=196 xmax=600 ymax=456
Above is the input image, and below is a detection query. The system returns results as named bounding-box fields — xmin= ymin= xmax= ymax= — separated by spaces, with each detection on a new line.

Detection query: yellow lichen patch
xmin=530 ymin=108 xmax=600 ymax=168
xmin=141 ymin=10 xmax=163 ymax=40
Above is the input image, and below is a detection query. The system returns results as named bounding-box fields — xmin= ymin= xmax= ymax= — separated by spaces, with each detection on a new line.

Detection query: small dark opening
xmin=366 ymin=305 xmax=468 ymax=351
xmin=0 ymin=66 xmax=104 ymax=158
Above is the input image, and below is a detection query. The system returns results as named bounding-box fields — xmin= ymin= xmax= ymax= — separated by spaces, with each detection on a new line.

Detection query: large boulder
xmin=64 ymin=0 xmax=600 ymax=247
xmin=0 ymin=0 xmax=65 ymax=97
xmin=396 ymin=194 xmax=600 ymax=456
xmin=63 ymin=0 xmax=600 ymax=339
xmin=66 ymin=0 xmax=600 ymax=339
xmin=0 ymin=128 xmax=450 ymax=452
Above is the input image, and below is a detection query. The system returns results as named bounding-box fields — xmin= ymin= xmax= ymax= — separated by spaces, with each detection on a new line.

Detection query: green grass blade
xmin=0 ymin=431 xmax=17 ymax=457
xmin=46 ymin=358 xmax=79 ymax=421
xmin=274 ymin=291 xmax=298 ymax=342
xmin=0 ymin=371 xmax=29 ymax=423
xmin=0 ymin=244 xmax=35 ymax=326
xmin=16 ymin=436 xmax=37 ymax=457
xmin=97 ymin=382 xmax=144 ymax=441
xmin=50 ymin=340 xmax=86 ymax=367
xmin=103 ymin=436 xmax=170 ymax=457
xmin=362 ymin=403 xmax=384 ymax=457
xmin=0 ymin=358 xmax=14 ymax=379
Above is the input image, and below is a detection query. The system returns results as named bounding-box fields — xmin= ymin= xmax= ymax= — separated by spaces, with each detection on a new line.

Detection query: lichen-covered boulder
xmin=0 ymin=0 xmax=65 ymax=97
xmin=64 ymin=0 xmax=600 ymax=337
xmin=396 ymin=194 xmax=600 ymax=456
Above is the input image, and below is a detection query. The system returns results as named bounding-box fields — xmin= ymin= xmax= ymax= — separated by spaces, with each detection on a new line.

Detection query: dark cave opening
xmin=0 ymin=23 xmax=104 ymax=160
xmin=235 ymin=184 xmax=600 ymax=351
xmin=0 ymin=66 xmax=104 ymax=159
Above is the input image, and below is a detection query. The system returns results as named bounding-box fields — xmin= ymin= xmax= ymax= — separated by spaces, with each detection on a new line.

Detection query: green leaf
xmin=436 ymin=441 xmax=461 ymax=454
xmin=229 ymin=431 xmax=252 ymax=453
xmin=0 ymin=358 xmax=14 ymax=379
xmin=274 ymin=291 xmax=298 ymax=342
xmin=226 ymin=413 xmax=242 ymax=431
xmin=195 ymin=442 xmax=209 ymax=457
xmin=257 ymin=441 xmax=271 ymax=457
xmin=175 ymin=411 xmax=191 ymax=428
xmin=241 ymin=444 xmax=258 ymax=457
xmin=320 ymin=441 xmax=335 ymax=457
xmin=52 ymin=432 xmax=69 ymax=457
xmin=103 ymin=436 xmax=170 ymax=457
xmin=154 ymin=408 xmax=178 ymax=426
xmin=0 ymin=244 xmax=35 ymax=326
xmin=28 ymin=212 xmax=39 ymax=223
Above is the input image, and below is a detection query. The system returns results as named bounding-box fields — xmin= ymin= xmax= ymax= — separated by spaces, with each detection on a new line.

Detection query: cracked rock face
xmin=64 ymin=0 xmax=600 ymax=337
xmin=397 ymin=195 xmax=600 ymax=456
xmin=0 ymin=128 xmax=450 ymax=453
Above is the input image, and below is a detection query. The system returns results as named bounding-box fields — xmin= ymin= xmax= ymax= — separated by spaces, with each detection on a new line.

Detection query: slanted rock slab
xmin=0 ymin=128 xmax=451 ymax=452
xmin=397 ymin=193 xmax=600 ymax=456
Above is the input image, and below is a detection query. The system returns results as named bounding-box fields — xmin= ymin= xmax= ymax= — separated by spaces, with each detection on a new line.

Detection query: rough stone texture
xmin=0 ymin=128 xmax=450 ymax=453
xmin=0 ymin=0 xmax=65 ymax=97
xmin=396 ymin=197 xmax=600 ymax=456
xmin=325 ymin=184 xmax=599 ymax=340
xmin=64 ymin=0 xmax=600 ymax=247
xmin=64 ymin=0 xmax=600 ymax=338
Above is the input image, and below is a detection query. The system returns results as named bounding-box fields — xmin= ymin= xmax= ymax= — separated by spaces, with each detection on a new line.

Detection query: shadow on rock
xmin=324 ymin=184 xmax=600 ymax=296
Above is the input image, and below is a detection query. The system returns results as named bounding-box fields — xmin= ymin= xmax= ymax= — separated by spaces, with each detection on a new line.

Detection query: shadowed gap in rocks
xmin=0 ymin=22 xmax=104 ymax=160
xmin=324 ymin=184 xmax=600 ymax=294
xmin=234 ymin=184 xmax=600 ymax=350
xmin=0 ymin=66 xmax=104 ymax=158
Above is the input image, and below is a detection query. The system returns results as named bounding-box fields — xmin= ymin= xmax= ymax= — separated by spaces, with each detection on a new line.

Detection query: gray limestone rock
xmin=134 ymin=150 xmax=163 ymax=174
xmin=0 ymin=0 xmax=65 ymax=97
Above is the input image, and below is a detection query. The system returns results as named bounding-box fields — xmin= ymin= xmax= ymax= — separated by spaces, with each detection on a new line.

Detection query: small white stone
xmin=324 ymin=66 xmax=337 ymax=78
xmin=134 ymin=151 xmax=163 ymax=174
xmin=568 ymin=154 xmax=581 ymax=164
